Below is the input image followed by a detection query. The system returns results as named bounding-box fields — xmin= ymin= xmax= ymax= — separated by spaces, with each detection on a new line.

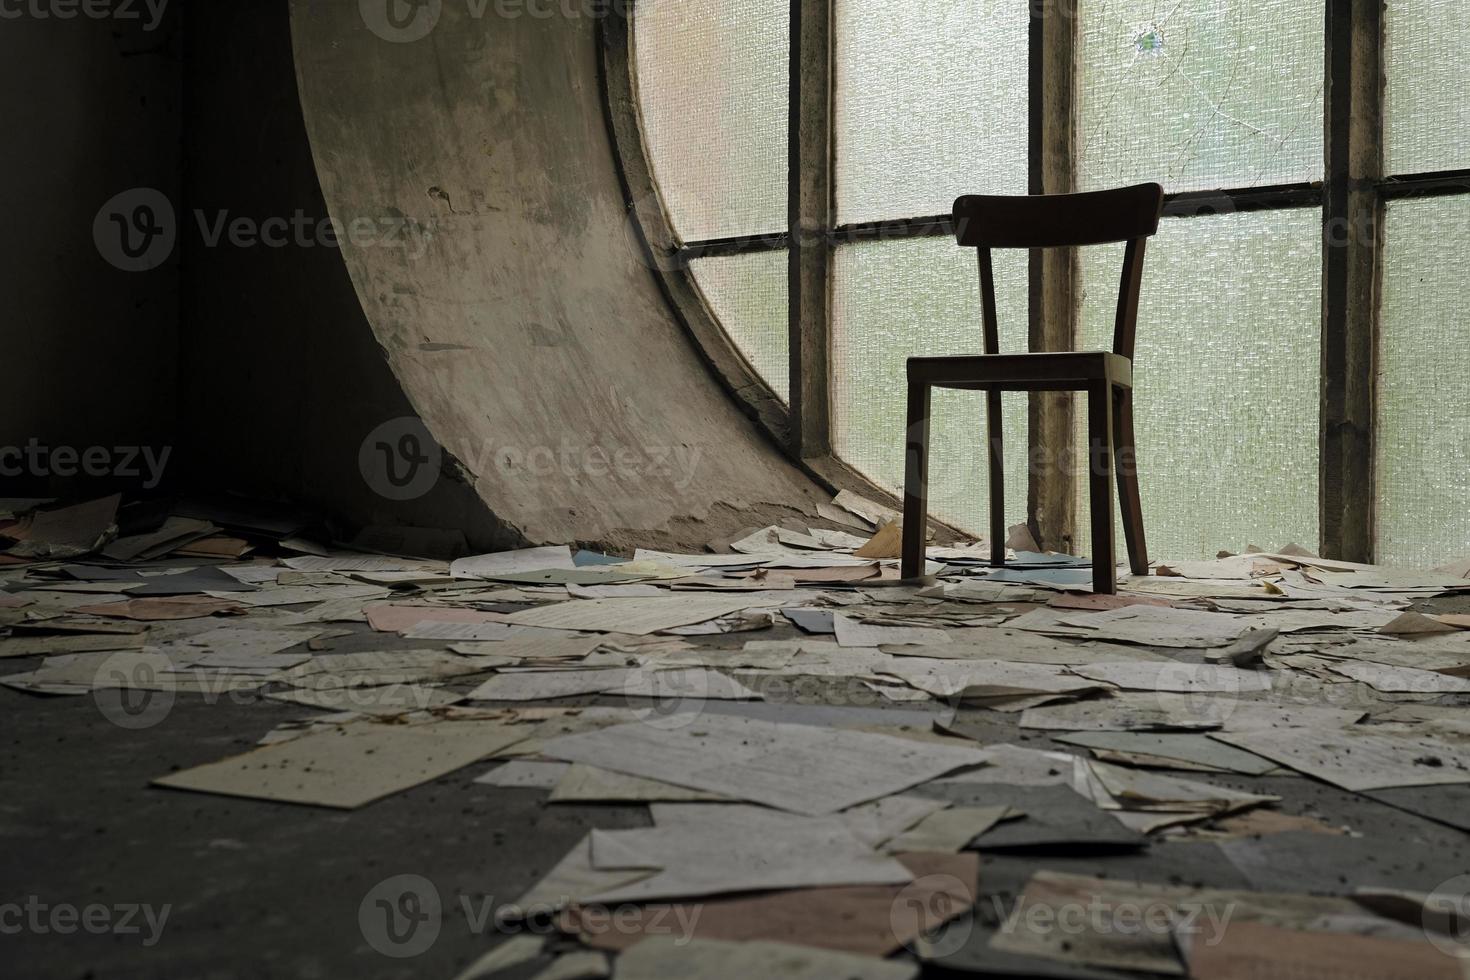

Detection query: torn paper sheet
xmin=1066 ymin=662 xmax=1274 ymax=694
xmin=549 ymin=764 xmax=730 ymax=803
xmin=265 ymin=683 xmax=463 ymax=715
xmin=566 ymin=853 xmax=974 ymax=959
xmin=614 ymin=937 xmax=917 ymax=980
xmin=877 ymin=659 xmax=1104 ymax=701
xmin=583 ymin=804 xmax=913 ymax=903
xmin=1054 ymin=731 xmax=1278 ymax=775
xmin=834 ymin=614 xmax=949 ymax=648
xmin=1212 ymin=727 xmax=1470 ymax=791
xmin=882 ymin=805 xmax=1010 ymax=853
xmin=474 ymin=760 xmax=571 ymax=789
xmin=153 ymin=715 xmax=530 ymax=808
xmin=450 ymin=546 xmax=577 ymax=580
xmin=538 ymin=713 xmax=988 ymax=815
xmin=503 ymin=593 xmax=801 ymax=635
xmin=272 ymin=650 xmax=503 ymax=690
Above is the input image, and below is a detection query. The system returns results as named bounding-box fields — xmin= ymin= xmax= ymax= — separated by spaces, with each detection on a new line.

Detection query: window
xmin=831 ymin=0 xmax=1030 ymax=532
xmin=632 ymin=0 xmax=791 ymax=402
xmin=614 ymin=0 xmax=1470 ymax=564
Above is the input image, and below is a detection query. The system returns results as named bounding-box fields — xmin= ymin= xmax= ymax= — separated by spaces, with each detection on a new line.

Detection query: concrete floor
xmin=6 ymin=612 xmax=1469 ymax=980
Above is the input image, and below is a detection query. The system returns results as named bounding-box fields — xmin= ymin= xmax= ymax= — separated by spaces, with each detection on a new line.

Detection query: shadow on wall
xmin=178 ymin=0 xmax=521 ymax=552
xmin=0 ymin=2 xmax=180 ymax=492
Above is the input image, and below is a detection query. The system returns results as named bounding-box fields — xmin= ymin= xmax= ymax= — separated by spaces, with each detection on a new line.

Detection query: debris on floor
xmin=4 ymin=492 xmax=1470 ymax=976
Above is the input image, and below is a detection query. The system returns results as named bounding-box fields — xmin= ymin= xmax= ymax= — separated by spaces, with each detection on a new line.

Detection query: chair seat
xmin=907 ymin=351 xmax=1133 ymax=391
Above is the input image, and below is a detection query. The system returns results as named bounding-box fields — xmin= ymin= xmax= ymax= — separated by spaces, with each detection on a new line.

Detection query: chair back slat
xmin=978 ymin=249 xmax=1000 ymax=355
xmin=955 ymin=183 xmax=1164 ymax=357
xmin=1114 ymin=237 xmax=1148 ymax=360
xmin=954 ymin=183 xmax=1165 ymax=249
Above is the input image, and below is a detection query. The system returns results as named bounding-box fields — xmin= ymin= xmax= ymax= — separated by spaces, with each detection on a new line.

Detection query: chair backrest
xmin=952 ymin=183 xmax=1165 ymax=360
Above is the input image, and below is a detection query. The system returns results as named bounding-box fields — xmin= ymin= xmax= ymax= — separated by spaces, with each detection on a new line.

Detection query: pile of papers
xmin=3 ymin=491 xmax=1469 ymax=978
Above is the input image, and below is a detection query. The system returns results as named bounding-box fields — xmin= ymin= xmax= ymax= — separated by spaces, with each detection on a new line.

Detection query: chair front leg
xmin=901 ymin=380 xmax=932 ymax=580
xmin=987 ymin=390 xmax=1004 ymax=566
xmin=1113 ymin=386 xmax=1149 ymax=575
xmin=1087 ymin=381 xmax=1118 ymax=595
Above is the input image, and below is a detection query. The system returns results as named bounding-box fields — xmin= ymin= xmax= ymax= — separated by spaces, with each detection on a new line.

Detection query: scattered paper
xmin=539 ymin=713 xmax=988 ymax=815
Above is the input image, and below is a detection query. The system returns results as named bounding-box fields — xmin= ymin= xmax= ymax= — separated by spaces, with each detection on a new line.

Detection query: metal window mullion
xmin=1320 ymin=0 xmax=1383 ymax=562
xmin=789 ymin=0 xmax=834 ymax=458
xmin=1029 ymin=0 xmax=1080 ymax=553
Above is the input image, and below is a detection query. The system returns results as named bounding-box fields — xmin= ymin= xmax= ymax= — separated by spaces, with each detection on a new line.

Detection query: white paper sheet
xmin=584 ymin=804 xmax=913 ymax=902
xmin=154 ymin=716 xmax=530 ymax=808
xmin=539 ymin=713 xmax=988 ymax=814
xmin=616 ymin=938 xmax=917 ymax=980
xmin=451 ymin=546 xmax=578 ymax=580
xmin=1213 ymin=728 xmax=1470 ymax=791
xmin=503 ymin=594 xmax=796 ymax=635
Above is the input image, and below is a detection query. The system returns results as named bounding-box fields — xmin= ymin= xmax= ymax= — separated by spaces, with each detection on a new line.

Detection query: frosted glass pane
xmin=634 ymin=0 xmax=788 ymax=242
xmin=1385 ymin=0 xmax=1470 ymax=174
xmin=834 ymin=0 xmax=1029 ymax=225
xmin=689 ymin=251 xmax=790 ymax=403
xmin=1078 ymin=0 xmax=1324 ymax=192
xmin=1075 ymin=209 xmax=1321 ymax=559
xmin=1378 ymin=197 xmax=1470 ymax=568
xmin=833 ymin=238 xmax=1029 ymax=536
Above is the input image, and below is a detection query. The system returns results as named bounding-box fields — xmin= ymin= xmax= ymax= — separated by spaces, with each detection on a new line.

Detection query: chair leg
xmin=901 ymin=382 xmax=932 ymax=580
xmin=987 ymin=390 xmax=1005 ymax=566
xmin=1113 ymin=387 xmax=1149 ymax=576
xmin=1087 ymin=382 xmax=1118 ymax=595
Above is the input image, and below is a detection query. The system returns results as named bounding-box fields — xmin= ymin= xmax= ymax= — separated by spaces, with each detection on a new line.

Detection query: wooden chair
xmin=899 ymin=183 xmax=1166 ymax=595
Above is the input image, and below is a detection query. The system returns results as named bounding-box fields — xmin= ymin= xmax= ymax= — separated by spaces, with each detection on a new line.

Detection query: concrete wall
xmin=0 ymin=3 xmax=180 ymax=495
xmin=287 ymin=0 xmax=829 ymax=549
xmin=179 ymin=1 xmax=517 ymax=550
xmin=3 ymin=0 xmax=824 ymax=550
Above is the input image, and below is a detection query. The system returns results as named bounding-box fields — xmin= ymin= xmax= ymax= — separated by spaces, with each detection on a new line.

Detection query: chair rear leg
xmin=1113 ymin=387 xmax=1149 ymax=575
xmin=901 ymin=381 xmax=932 ymax=580
xmin=1087 ymin=382 xmax=1118 ymax=595
xmin=987 ymin=390 xmax=1004 ymax=566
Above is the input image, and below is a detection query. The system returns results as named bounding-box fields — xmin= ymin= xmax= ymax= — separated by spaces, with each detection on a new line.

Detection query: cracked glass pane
xmin=634 ymin=0 xmax=788 ymax=242
xmin=1078 ymin=0 xmax=1324 ymax=193
xmin=832 ymin=238 xmax=1029 ymax=535
xmin=689 ymin=251 xmax=790 ymax=403
xmin=1378 ymin=197 xmax=1470 ymax=567
xmin=834 ymin=0 xmax=1029 ymax=225
xmin=1385 ymin=0 xmax=1470 ymax=174
xmin=1074 ymin=209 xmax=1322 ymax=559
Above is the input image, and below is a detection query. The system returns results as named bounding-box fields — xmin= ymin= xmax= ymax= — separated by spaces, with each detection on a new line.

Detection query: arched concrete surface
xmin=287 ymin=0 xmax=830 ymax=550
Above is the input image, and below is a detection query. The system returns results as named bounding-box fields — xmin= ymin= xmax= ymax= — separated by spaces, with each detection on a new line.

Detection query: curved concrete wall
xmin=288 ymin=0 xmax=828 ymax=549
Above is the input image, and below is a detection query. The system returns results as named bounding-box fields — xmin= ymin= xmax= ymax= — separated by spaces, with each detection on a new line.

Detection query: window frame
xmin=601 ymin=0 xmax=1470 ymax=562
